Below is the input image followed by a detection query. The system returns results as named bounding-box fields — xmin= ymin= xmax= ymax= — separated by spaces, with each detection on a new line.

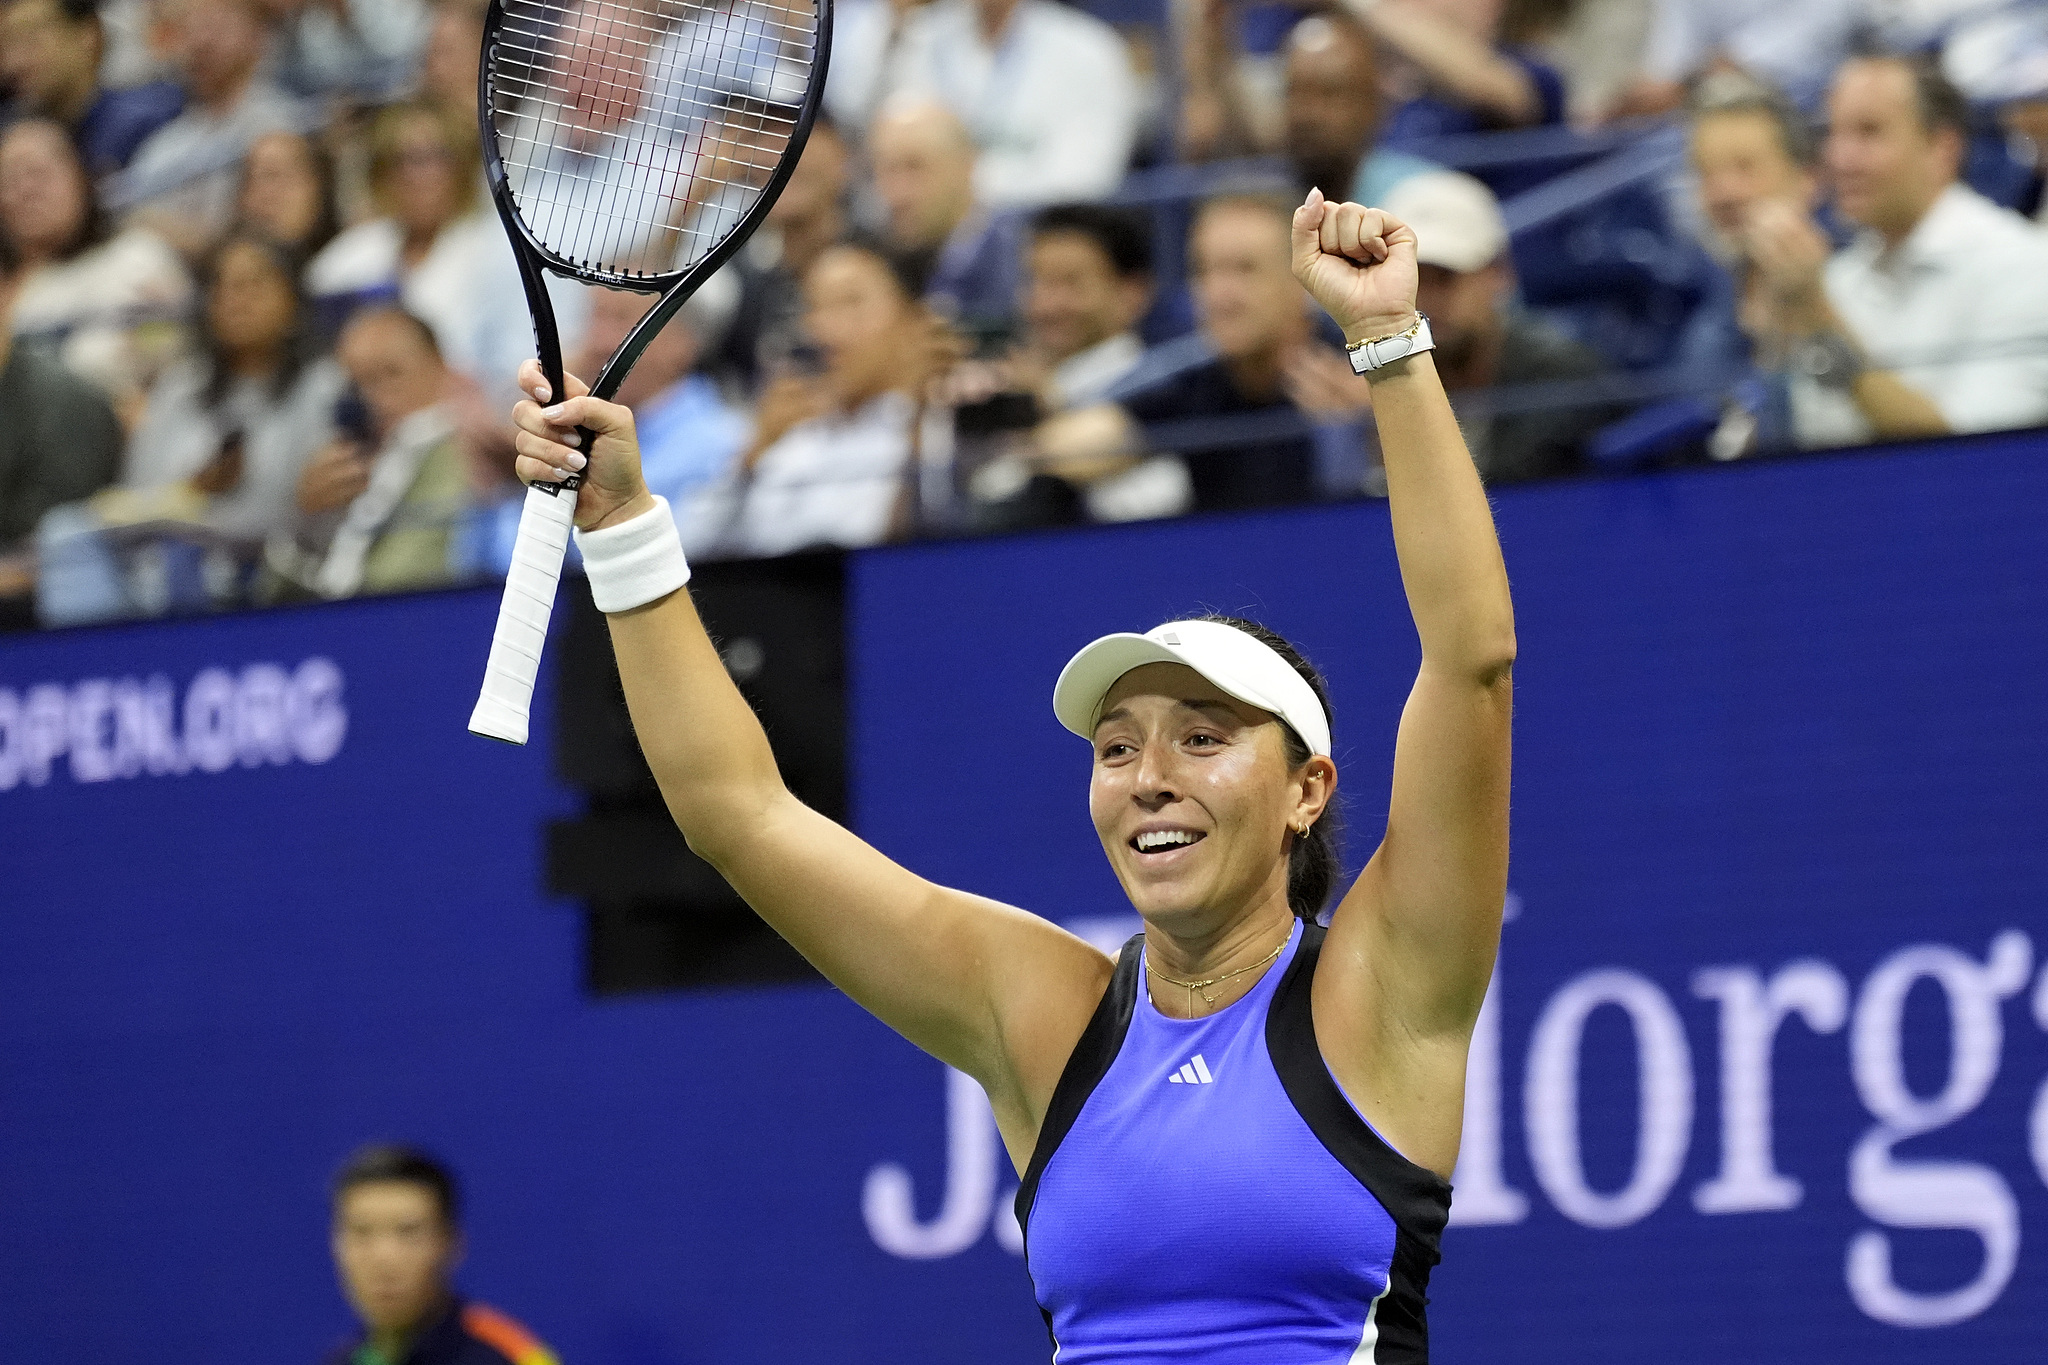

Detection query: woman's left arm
xmin=1290 ymin=193 xmax=1514 ymax=1168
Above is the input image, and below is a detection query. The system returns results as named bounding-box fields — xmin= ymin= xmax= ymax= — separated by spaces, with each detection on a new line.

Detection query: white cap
xmin=1382 ymin=170 xmax=1509 ymax=274
xmin=1944 ymin=10 xmax=2048 ymax=103
xmin=1052 ymin=619 xmax=1331 ymax=757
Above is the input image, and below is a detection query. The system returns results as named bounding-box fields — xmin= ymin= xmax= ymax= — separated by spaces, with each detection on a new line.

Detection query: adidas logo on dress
xmin=1167 ymin=1054 xmax=1215 ymax=1085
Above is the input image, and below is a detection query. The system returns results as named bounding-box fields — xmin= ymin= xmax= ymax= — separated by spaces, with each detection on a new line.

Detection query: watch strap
xmin=1347 ymin=314 xmax=1435 ymax=375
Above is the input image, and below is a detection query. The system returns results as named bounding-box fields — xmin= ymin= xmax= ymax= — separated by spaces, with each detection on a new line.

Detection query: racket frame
xmin=477 ymin=0 xmax=836 ymax=461
xmin=467 ymin=0 xmax=833 ymax=745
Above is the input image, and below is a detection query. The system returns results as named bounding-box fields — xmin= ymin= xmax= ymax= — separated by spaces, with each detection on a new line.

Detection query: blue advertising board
xmin=3 ymin=433 xmax=2046 ymax=1363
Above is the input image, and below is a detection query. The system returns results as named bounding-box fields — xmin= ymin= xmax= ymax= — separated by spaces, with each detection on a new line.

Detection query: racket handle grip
xmin=469 ymin=483 xmax=579 ymax=745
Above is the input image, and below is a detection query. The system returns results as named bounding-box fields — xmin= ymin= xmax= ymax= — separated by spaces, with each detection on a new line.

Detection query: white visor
xmin=1052 ymin=619 xmax=1332 ymax=757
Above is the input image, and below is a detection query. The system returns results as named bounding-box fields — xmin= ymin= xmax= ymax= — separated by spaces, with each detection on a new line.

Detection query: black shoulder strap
xmin=1014 ymin=933 xmax=1144 ymax=1235
xmin=1267 ymin=922 xmax=1453 ymax=1362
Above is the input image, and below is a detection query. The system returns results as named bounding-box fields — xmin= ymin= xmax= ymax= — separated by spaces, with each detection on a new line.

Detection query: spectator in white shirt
xmin=113 ymin=232 xmax=344 ymax=541
xmin=827 ymin=0 xmax=1138 ymax=206
xmin=1745 ymin=55 xmax=2048 ymax=449
xmin=1612 ymin=0 xmax=1861 ymax=117
xmin=118 ymin=0 xmax=306 ymax=254
xmin=36 ymin=232 xmax=344 ymax=623
xmin=305 ymin=99 xmax=554 ymax=409
xmin=720 ymin=240 xmax=952 ymax=556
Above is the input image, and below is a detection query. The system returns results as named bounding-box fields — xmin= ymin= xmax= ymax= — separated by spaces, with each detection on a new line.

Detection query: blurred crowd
xmin=0 ymin=0 xmax=2046 ymax=630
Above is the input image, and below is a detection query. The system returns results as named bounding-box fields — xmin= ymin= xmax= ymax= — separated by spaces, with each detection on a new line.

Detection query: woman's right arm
xmin=510 ymin=362 xmax=1110 ymax=1143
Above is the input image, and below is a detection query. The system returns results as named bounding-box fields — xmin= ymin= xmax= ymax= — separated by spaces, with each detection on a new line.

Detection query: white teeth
xmin=1135 ymin=830 xmax=1200 ymax=852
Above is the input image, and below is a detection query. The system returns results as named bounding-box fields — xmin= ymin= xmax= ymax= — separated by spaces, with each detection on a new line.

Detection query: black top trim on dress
xmin=1015 ymin=932 xmax=1144 ymax=1233
xmin=1266 ymin=921 xmax=1453 ymax=1255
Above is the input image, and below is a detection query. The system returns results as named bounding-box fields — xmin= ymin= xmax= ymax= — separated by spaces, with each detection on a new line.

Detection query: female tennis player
xmin=511 ymin=188 xmax=1512 ymax=1365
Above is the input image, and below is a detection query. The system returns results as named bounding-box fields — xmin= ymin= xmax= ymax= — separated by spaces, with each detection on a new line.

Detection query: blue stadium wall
xmin=3 ymin=432 xmax=2046 ymax=1363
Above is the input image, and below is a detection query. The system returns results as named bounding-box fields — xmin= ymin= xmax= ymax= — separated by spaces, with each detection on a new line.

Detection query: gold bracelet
xmin=1345 ymin=313 xmax=1423 ymax=353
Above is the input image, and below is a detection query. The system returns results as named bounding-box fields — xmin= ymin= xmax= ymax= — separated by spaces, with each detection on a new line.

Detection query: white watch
xmin=1347 ymin=314 xmax=1434 ymax=375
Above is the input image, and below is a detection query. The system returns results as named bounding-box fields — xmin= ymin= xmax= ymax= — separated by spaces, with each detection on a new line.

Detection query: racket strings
xmin=488 ymin=0 xmax=815 ymax=279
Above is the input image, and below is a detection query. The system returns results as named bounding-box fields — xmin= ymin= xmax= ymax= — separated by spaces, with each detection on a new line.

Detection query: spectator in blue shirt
xmin=0 ymin=0 xmax=183 ymax=178
xmin=454 ymin=281 xmax=745 ymax=575
xmin=578 ymin=284 xmax=748 ymax=556
xmin=868 ymin=98 xmax=1022 ymax=337
xmin=1680 ymin=75 xmax=1823 ymax=377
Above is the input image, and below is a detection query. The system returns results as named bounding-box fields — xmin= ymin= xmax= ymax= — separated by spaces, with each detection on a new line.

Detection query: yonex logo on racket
xmin=1167 ymin=1055 xmax=1215 ymax=1085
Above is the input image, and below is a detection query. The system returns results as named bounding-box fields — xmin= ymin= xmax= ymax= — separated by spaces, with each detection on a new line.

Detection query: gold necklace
xmin=1146 ymin=932 xmax=1289 ymax=1018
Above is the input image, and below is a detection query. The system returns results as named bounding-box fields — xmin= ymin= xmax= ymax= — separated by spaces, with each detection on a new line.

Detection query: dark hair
xmin=827 ymin=229 xmax=926 ymax=303
xmin=1188 ymin=613 xmax=1342 ymax=921
xmin=1030 ymin=202 xmax=1153 ymax=279
xmin=196 ymin=231 xmax=321 ymax=408
xmin=1847 ymin=53 xmax=1971 ymax=140
xmin=1500 ymin=0 xmax=1573 ymax=45
xmin=1691 ymin=73 xmax=1819 ymax=167
xmin=0 ymin=117 xmax=112 ymax=265
xmin=332 ymin=1144 xmax=461 ymax=1226
xmin=48 ymin=0 xmax=103 ymax=27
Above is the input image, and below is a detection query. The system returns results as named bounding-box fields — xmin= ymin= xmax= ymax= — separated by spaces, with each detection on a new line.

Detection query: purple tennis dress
xmin=1017 ymin=919 xmax=1452 ymax=1363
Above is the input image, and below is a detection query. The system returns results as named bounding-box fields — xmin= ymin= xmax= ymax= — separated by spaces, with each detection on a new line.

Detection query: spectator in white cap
xmin=1380 ymin=170 xmax=1618 ymax=484
xmin=1946 ymin=8 xmax=2048 ymax=224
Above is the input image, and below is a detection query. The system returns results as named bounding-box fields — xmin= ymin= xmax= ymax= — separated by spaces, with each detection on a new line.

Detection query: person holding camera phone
xmin=264 ymin=306 xmax=468 ymax=600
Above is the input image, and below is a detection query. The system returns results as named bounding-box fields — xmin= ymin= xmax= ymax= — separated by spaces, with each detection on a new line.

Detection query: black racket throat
xmin=479 ymin=0 xmax=833 ymax=487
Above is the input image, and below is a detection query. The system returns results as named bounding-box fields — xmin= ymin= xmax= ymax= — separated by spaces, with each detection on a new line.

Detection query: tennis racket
xmin=468 ymin=0 xmax=832 ymax=744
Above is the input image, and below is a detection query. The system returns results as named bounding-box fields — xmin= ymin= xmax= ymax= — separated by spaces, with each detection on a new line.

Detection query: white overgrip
xmin=468 ymin=483 xmax=579 ymax=745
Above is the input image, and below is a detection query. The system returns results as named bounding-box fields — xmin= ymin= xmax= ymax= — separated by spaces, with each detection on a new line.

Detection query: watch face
xmin=1795 ymin=334 xmax=1860 ymax=388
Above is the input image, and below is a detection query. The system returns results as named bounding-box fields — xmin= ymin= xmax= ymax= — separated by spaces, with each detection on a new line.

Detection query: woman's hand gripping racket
xmin=468 ymin=0 xmax=832 ymax=744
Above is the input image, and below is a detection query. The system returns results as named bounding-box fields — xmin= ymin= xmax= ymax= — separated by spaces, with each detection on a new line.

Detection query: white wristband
xmin=572 ymin=495 xmax=691 ymax=613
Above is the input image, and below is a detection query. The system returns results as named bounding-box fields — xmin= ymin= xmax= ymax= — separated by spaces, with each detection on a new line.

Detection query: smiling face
xmin=1089 ymin=663 xmax=1334 ymax=934
xmin=802 ymin=245 xmax=924 ymax=405
xmin=1824 ymin=59 xmax=1960 ymax=240
xmin=1024 ymin=229 xmax=1150 ymax=364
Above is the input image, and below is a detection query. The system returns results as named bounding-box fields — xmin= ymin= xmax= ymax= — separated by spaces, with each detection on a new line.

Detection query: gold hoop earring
xmin=1293 ymin=821 xmax=1311 ymax=838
